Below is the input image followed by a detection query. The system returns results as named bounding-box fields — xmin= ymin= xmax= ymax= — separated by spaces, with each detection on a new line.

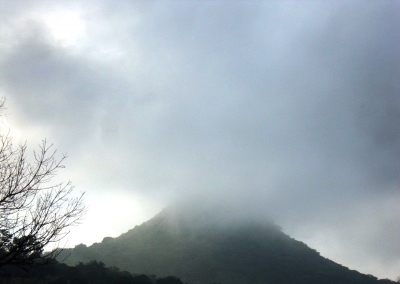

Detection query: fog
xmin=0 ymin=0 xmax=399 ymax=280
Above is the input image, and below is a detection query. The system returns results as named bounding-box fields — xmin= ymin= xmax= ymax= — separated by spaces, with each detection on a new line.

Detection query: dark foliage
xmin=0 ymin=260 xmax=185 ymax=284
xmin=156 ymin=276 xmax=183 ymax=284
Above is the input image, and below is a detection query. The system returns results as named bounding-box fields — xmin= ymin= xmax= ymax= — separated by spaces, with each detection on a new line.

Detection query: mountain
xmin=59 ymin=208 xmax=395 ymax=284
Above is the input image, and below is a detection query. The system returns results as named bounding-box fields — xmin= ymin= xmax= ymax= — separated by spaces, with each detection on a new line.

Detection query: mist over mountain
xmin=59 ymin=207 xmax=396 ymax=284
xmin=0 ymin=0 xmax=399 ymax=279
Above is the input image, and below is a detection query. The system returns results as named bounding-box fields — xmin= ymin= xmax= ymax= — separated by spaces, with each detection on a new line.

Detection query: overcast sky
xmin=0 ymin=0 xmax=399 ymax=280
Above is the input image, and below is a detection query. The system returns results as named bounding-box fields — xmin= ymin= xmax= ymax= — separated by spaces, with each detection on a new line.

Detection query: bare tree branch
xmin=0 ymin=129 xmax=86 ymax=277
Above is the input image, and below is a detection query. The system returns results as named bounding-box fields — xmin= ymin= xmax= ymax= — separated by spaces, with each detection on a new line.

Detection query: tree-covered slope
xmin=1 ymin=259 xmax=184 ymax=284
xmin=59 ymin=209 xmax=395 ymax=284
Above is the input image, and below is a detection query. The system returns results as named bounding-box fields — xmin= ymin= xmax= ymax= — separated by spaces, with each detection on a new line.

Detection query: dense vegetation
xmin=0 ymin=260 xmax=185 ymax=284
xmin=58 ymin=209 xmax=396 ymax=284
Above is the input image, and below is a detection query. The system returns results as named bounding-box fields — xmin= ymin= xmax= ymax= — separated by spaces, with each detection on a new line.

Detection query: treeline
xmin=0 ymin=260 xmax=186 ymax=284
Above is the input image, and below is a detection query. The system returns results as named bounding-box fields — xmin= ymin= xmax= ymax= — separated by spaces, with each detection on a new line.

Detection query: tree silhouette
xmin=156 ymin=276 xmax=184 ymax=284
xmin=0 ymin=104 xmax=85 ymax=277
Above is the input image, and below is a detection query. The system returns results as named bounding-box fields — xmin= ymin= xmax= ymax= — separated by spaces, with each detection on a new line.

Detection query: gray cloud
xmin=0 ymin=0 xmax=399 ymax=279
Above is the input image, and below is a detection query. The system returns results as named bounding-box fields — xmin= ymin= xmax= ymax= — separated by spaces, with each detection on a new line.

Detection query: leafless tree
xmin=0 ymin=131 xmax=85 ymax=277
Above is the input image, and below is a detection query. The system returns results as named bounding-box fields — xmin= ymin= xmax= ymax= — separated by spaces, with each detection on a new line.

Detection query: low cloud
xmin=0 ymin=0 xmax=399 ymax=279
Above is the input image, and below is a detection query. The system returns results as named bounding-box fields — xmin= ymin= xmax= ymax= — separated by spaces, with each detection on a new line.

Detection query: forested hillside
xmin=59 ymin=209 xmax=396 ymax=284
xmin=0 ymin=260 xmax=184 ymax=284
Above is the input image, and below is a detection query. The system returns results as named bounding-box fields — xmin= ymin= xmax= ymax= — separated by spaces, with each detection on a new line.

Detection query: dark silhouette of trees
xmin=0 ymin=259 xmax=186 ymax=284
xmin=0 ymin=105 xmax=85 ymax=277
xmin=132 ymin=274 xmax=153 ymax=284
xmin=156 ymin=276 xmax=183 ymax=284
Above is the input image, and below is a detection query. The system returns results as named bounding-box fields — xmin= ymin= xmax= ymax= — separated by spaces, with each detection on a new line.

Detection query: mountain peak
xmin=60 ymin=208 xmax=396 ymax=284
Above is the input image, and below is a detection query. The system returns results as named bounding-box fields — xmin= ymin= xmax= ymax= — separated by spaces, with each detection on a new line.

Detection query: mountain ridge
xmin=59 ymin=208 xmax=396 ymax=284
